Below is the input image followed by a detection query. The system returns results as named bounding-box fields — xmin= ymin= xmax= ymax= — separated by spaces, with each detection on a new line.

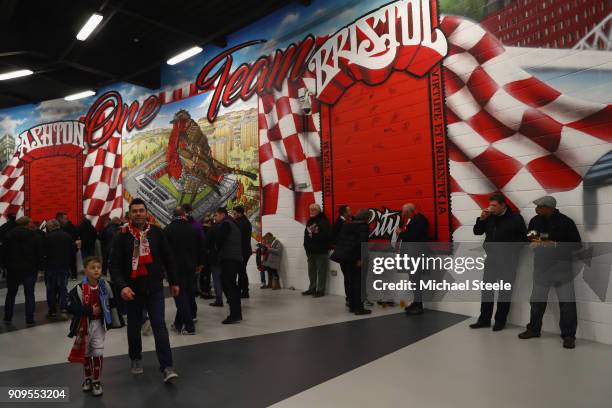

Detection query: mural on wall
xmin=0 ymin=0 xmax=610 ymax=244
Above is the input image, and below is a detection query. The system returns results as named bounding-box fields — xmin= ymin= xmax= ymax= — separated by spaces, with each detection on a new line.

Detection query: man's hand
xmin=171 ymin=285 xmax=180 ymax=297
xmin=92 ymin=304 xmax=101 ymax=317
xmin=121 ymin=287 xmax=135 ymax=301
xmin=75 ymin=239 xmax=82 ymax=249
xmin=196 ymin=265 xmax=203 ymax=273
xmin=479 ymin=209 xmax=491 ymax=221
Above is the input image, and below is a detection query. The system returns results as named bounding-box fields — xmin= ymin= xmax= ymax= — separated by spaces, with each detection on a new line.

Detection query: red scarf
xmin=68 ymin=282 xmax=91 ymax=364
xmin=127 ymin=221 xmax=153 ymax=279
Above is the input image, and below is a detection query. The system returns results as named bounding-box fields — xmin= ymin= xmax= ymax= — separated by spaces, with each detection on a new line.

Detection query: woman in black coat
xmin=332 ymin=209 xmax=371 ymax=315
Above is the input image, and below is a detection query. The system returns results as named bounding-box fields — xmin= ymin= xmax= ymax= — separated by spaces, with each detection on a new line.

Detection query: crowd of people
xmin=0 ymin=192 xmax=582 ymax=397
xmin=0 ymin=199 xmax=276 ymax=394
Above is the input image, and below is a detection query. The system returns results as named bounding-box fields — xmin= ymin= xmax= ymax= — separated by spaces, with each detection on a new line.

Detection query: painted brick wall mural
xmin=0 ymin=0 xmax=610 ymax=341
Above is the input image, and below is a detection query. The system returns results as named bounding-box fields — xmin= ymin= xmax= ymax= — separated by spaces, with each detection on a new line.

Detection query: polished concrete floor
xmin=0 ymin=278 xmax=611 ymax=408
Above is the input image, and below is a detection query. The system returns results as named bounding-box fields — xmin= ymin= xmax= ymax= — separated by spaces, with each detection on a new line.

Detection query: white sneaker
xmin=163 ymin=367 xmax=179 ymax=383
xmin=130 ymin=359 xmax=144 ymax=375
xmin=82 ymin=378 xmax=92 ymax=392
xmin=141 ymin=320 xmax=152 ymax=336
xmin=91 ymin=382 xmax=103 ymax=396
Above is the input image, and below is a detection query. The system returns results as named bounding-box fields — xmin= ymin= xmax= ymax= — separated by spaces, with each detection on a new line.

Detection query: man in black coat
xmin=100 ymin=217 xmax=121 ymax=275
xmin=333 ymin=209 xmax=370 ymax=315
xmin=2 ymin=216 xmax=43 ymax=325
xmin=78 ymin=218 xmax=98 ymax=259
xmin=396 ymin=203 xmax=430 ymax=315
xmin=164 ymin=207 xmax=203 ymax=335
xmin=471 ymin=193 xmax=527 ymax=330
xmin=109 ymin=198 xmax=180 ymax=382
xmin=57 ymin=212 xmax=79 ymax=279
xmin=214 ymin=207 xmax=244 ymax=324
xmin=233 ymin=206 xmax=252 ymax=298
xmin=0 ymin=213 xmax=17 ymax=279
xmin=303 ymin=204 xmax=332 ymax=297
xmin=43 ymin=219 xmax=76 ymax=319
xmin=519 ymin=195 xmax=581 ymax=349
xmin=333 ymin=205 xmax=352 ymax=305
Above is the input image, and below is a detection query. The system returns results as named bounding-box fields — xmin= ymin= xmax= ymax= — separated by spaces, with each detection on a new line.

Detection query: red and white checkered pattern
xmin=82 ymin=131 xmax=123 ymax=228
xmin=0 ymin=155 xmax=25 ymax=220
xmin=258 ymin=75 xmax=322 ymax=224
xmin=441 ymin=16 xmax=612 ymax=231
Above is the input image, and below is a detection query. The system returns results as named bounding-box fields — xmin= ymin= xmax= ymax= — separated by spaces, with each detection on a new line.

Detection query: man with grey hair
xmin=44 ymin=218 xmax=76 ymax=319
xmin=303 ymin=203 xmax=332 ymax=297
xmin=396 ymin=203 xmax=429 ymax=315
xmin=519 ymin=195 xmax=581 ymax=349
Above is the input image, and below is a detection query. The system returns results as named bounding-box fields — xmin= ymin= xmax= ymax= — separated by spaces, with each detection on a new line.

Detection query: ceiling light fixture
xmin=76 ymin=13 xmax=103 ymax=41
xmin=64 ymin=90 xmax=96 ymax=101
xmin=0 ymin=69 xmax=34 ymax=81
xmin=167 ymin=46 xmax=203 ymax=65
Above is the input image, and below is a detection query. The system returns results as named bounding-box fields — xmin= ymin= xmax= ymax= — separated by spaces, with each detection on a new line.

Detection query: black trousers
xmin=126 ymin=285 xmax=173 ymax=370
xmin=238 ymin=255 xmax=250 ymax=294
xmin=479 ymin=256 xmax=518 ymax=324
xmin=221 ymin=260 xmax=242 ymax=319
xmin=339 ymin=263 xmax=350 ymax=302
xmin=199 ymin=266 xmax=212 ymax=294
xmin=528 ymin=279 xmax=577 ymax=338
xmin=344 ymin=262 xmax=364 ymax=311
xmin=173 ymin=283 xmax=195 ymax=332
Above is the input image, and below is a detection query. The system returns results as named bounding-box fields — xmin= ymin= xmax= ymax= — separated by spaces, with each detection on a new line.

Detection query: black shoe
xmin=200 ymin=293 xmax=215 ymax=300
xmin=354 ymin=309 xmax=372 ymax=315
xmin=518 ymin=329 xmax=541 ymax=339
xmin=26 ymin=320 xmax=35 ymax=327
xmin=46 ymin=312 xmax=57 ymax=320
xmin=405 ymin=305 xmax=424 ymax=316
xmin=260 ymin=284 xmax=268 ymax=289
xmin=301 ymin=290 xmax=314 ymax=296
xmin=209 ymin=302 xmax=223 ymax=307
xmin=221 ymin=316 xmax=241 ymax=324
xmin=492 ymin=321 xmax=506 ymax=331
xmin=562 ymin=337 xmax=576 ymax=349
xmin=312 ymin=292 xmax=325 ymax=298
xmin=240 ymin=292 xmax=250 ymax=299
xmin=469 ymin=320 xmax=490 ymax=329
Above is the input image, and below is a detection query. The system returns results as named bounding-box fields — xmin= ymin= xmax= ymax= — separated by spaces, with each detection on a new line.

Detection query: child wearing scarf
xmin=67 ymin=256 xmax=123 ymax=397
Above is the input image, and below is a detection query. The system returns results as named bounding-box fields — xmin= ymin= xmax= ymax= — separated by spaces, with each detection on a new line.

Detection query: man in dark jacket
xmin=199 ymin=216 xmax=215 ymax=299
xmin=79 ymin=218 xmax=98 ymax=260
xmin=333 ymin=205 xmax=352 ymax=305
xmin=333 ymin=209 xmax=371 ymax=315
xmin=303 ymin=204 xmax=332 ymax=297
xmin=3 ymin=216 xmax=43 ymax=326
xmin=332 ymin=205 xmax=351 ymax=244
xmin=43 ymin=219 xmax=76 ymax=319
xmin=109 ymin=198 xmax=180 ymax=382
xmin=57 ymin=212 xmax=79 ymax=280
xmin=471 ymin=193 xmax=527 ymax=330
xmin=397 ymin=203 xmax=430 ymax=315
xmin=0 ymin=213 xmax=17 ymax=279
xmin=519 ymin=196 xmax=581 ymax=349
xmin=214 ymin=207 xmax=244 ymax=324
xmin=164 ymin=207 xmax=203 ymax=335
xmin=206 ymin=218 xmax=224 ymax=306
xmin=233 ymin=206 xmax=252 ymax=299
xmin=99 ymin=217 xmax=122 ymax=275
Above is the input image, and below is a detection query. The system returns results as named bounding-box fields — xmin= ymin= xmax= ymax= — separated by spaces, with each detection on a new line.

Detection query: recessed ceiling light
xmin=76 ymin=13 xmax=103 ymax=41
xmin=64 ymin=90 xmax=96 ymax=101
xmin=167 ymin=46 xmax=203 ymax=65
xmin=0 ymin=69 xmax=34 ymax=81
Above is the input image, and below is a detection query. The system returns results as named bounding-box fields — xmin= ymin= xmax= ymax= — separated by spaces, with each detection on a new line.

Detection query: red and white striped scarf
xmin=126 ymin=221 xmax=153 ymax=279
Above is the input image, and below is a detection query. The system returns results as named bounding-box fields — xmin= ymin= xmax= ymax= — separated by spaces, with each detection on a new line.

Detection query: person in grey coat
xmin=262 ymin=232 xmax=282 ymax=289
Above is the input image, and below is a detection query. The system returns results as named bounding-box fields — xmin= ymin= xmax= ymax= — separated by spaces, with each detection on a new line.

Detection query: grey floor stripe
xmin=0 ymin=309 xmax=466 ymax=408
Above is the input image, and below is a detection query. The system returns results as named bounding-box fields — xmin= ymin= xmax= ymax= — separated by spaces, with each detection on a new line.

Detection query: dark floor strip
xmin=0 ymin=309 xmax=467 ymax=408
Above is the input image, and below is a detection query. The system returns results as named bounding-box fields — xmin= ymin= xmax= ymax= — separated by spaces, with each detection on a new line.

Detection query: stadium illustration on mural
xmin=0 ymin=0 xmax=610 ymax=244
